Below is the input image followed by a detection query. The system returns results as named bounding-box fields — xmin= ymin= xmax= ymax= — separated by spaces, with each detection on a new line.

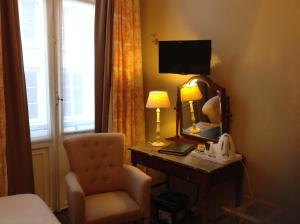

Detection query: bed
xmin=0 ymin=194 xmax=60 ymax=224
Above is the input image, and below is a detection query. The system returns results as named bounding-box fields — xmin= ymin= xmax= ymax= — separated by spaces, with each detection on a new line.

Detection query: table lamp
xmin=180 ymin=82 xmax=202 ymax=134
xmin=146 ymin=91 xmax=170 ymax=147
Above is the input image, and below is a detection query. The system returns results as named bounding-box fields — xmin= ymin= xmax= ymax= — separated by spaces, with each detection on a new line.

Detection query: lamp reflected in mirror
xmin=180 ymin=80 xmax=203 ymax=134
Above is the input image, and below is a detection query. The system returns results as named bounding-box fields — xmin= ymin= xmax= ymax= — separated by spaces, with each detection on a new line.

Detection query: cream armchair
xmin=64 ymin=133 xmax=152 ymax=224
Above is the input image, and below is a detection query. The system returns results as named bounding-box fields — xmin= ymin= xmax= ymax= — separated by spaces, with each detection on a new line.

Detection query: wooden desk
xmin=129 ymin=143 xmax=243 ymax=224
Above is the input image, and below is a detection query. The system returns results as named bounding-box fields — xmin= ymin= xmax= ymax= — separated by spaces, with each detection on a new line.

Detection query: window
xmin=19 ymin=0 xmax=95 ymax=139
xmin=19 ymin=0 xmax=50 ymax=139
xmin=62 ymin=0 xmax=95 ymax=132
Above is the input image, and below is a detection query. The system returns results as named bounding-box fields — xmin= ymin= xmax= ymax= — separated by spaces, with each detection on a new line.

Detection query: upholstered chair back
xmin=202 ymin=95 xmax=221 ymax=124
xmin=64 ymin=133 xmax=124 ymax=195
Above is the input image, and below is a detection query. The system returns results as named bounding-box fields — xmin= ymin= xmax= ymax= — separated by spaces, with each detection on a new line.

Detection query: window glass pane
xmin=64 ymin=102 xmax=71 ymax=117
xmin=23 ymin=1 xmax=36 ymax=22
xmin=26 ymin=87 xmax=38 ymax=103
xmin=25 ymin=70 xmax=37 ymax=87
xmin=22 ymin=23 xmax=36 ymax=42
xmin=62 ymin=0 xmax=95 ymax=133
xmin=74 ymin=87 xmax=83 ymax=101
xmin=19 ymin=0 xmax=50 ymax=139
xmin=28 ymin=103 xmax=38 ymax=119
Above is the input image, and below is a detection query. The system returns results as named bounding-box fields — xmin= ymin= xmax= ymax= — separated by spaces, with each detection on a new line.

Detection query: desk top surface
xmin=128 ymin=142 xmax=236 ymax=173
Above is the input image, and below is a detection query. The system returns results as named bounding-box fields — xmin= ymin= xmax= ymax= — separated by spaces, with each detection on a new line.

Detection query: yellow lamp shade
xmin=146 ymin=91 xmax=170 ymax=108
xmin=180 ymin=83 xmax=202 ymax=102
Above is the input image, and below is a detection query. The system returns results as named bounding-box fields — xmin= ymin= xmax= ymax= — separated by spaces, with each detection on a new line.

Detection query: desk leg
xmin=131 ymin=153 xmax=137 ymax=167
xmin=166 ymin=175 xmax=170 ymax=190
xmin=201 ymin=181 xmax=209 ymax=224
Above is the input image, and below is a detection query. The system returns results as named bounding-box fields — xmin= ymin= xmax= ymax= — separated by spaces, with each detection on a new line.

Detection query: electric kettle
xmin=215 ymin=133 xmax=235 ymax=160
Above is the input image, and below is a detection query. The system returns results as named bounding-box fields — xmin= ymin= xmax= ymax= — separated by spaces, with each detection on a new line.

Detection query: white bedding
xmin=0 ymin=194 xmax=60 ymax=224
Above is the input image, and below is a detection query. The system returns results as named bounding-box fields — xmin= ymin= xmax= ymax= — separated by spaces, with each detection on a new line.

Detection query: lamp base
xmin=151 ymin=141 xmax=166 ymax=147
xmin=191 ymin=127 xmax=200 ymax=134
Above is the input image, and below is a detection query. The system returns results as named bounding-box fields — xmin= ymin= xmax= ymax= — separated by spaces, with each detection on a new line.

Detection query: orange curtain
xmin=0 ymin=16 xmax=7 ymax=197
xmin=112 ymin=0 xmax=145 ymax=161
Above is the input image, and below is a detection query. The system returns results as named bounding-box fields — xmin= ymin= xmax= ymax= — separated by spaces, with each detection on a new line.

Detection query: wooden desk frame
xmin=129 ymin=145 xmax=243 ymax=224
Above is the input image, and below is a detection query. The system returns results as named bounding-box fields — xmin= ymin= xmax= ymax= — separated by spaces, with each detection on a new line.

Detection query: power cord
xmin=240 ymin=160 xmax=254 ymax=199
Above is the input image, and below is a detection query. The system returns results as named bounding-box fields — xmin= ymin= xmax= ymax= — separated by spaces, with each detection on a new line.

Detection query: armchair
xmin=64 ymin=133 xmax=152 ymax=224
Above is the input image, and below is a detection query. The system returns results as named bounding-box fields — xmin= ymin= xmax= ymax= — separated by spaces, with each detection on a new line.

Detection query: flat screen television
xmin=159 ymin=40 xmax=211 ymax=75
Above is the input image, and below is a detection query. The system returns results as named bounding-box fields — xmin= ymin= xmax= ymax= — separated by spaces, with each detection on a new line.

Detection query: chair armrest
xmin=122 ymin=165 xmax=152 ymax=218
xmin=65 ymin=172 xmax=86 ymax=224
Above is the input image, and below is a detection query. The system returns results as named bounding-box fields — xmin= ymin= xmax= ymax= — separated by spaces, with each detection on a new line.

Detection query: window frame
xmin=57 ymin=0 xmax=95 ymax=135
xmin=19 ymin=0 xmax=96 ymax=142
xmin=19 ymin=0 xmax=52 ymax=141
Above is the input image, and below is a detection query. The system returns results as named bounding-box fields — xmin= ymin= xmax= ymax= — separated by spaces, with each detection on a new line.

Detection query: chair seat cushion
xmin=85 ymin=191 xmax=141 ymax=224
xmin=0 ymin=194 xmax=60 ymax=224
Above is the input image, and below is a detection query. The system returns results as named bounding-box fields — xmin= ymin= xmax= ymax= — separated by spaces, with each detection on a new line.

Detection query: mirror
xmin=176 ymin=75 xmax=230 ymax=142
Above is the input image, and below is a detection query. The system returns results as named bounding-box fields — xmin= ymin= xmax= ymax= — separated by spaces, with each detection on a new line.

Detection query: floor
xmin=54 ymin=208 xmax=234 ymax=224
xmin=54 ymin=209 xmax=71 ymax=224
xmin=54 ymin=190 xmax=234 ymax=224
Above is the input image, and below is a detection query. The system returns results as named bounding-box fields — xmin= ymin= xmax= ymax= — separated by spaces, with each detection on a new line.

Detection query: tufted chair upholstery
xmin=202 ymin=95 xmax=221 ymax=124
xmin=64 ymin=133 xmax=152 ymax=224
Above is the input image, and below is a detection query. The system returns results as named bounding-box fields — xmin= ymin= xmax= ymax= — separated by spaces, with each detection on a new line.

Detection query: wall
xmin=31 ymin=145 xmax=54 ymax=210
xmin=32 ymin=147 xmax=52 ymax=209
xmin=141 ymin=0 xmax=300 ymax=212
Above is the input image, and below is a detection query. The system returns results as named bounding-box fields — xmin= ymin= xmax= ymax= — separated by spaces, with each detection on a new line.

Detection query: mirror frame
xmin=176 ymin=75 xmax=230 ymax=142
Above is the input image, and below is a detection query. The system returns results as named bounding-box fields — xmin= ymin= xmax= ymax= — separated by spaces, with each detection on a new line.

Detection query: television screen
xmin=159 ymin=40 xmax=211 ymax=75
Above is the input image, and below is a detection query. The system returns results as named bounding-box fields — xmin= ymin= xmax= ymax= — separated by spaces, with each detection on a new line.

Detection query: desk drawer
xmin=132 ymin=151 xmax=203 ymax=183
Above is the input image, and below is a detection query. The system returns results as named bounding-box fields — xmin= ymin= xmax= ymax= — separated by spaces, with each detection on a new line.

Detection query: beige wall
xmin=141 ymin=0 xmax=300 ymax=210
